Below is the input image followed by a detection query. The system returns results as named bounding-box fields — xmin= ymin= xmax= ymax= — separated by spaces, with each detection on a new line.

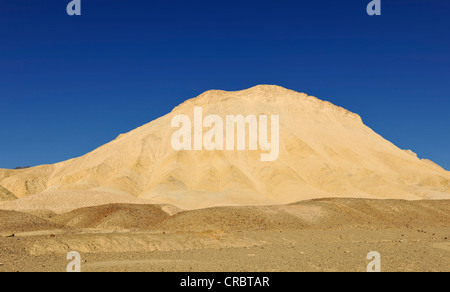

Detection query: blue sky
xmin=0 ymin=0 xmax=449 ymax=170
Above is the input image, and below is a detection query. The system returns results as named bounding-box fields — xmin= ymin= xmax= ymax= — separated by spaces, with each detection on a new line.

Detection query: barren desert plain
xmin=0 ymin=86 xmax=449 ymax=272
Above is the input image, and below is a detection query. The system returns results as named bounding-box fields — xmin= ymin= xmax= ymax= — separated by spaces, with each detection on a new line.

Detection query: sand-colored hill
xmin=154 ymin=199 xmax=450 ymax=232
xmin=1 ymin=199 xmax=449 ymax=234
xmin=0 ymin=85 xmax=449 ymax=211
xmin=0 ymin=190 xmax=161 ymax=213
xmin=0 ymin=210 xmax=62 ymax=234
xmin=51 ymin=204 xmax=171 ymax=230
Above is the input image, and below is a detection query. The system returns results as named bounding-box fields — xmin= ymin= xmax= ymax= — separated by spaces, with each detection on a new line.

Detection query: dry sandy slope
xmin=1 ymin=199 xmax=449 ymax=234
xmin=51 ymin=204 xmax=171 ymax=230
xmin=0 ymin=210 xmax=63 ymax=234
xmin=0 ymin=190 xmax=160 ymax=213
xmin=0 ymin=85 xmax=449 ymax=211
xmin=153 ymin=199 xmax=450 ymax=232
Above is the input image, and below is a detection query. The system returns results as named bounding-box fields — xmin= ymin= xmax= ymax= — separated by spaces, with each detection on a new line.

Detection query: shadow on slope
xmin=0 ymin=185 xmax=17 ymax=201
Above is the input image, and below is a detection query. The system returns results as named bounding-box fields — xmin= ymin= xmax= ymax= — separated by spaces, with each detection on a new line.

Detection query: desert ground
xmin=0 ymin=198 xmax=448 ymax=272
